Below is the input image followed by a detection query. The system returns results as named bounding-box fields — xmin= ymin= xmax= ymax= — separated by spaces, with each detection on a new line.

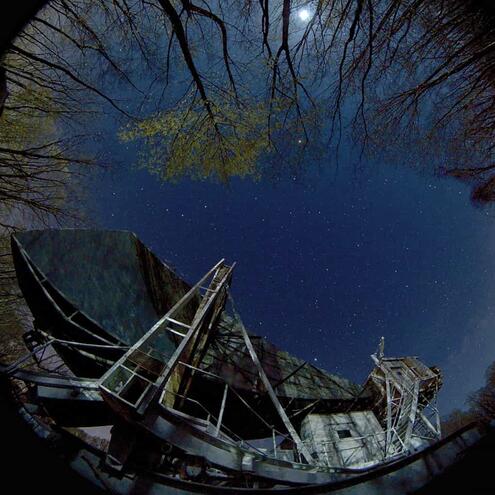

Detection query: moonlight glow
xmin=298 ymin=8 xmax=311 ymax=21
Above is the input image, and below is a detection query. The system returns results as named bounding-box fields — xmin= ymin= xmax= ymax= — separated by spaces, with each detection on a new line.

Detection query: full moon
xmin=298 ymin=8 xmax=311 ymax=21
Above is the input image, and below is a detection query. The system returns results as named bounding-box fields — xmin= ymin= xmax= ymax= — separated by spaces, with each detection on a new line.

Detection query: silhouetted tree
xmin=3 ymin=0 xmax=495 ymax=187
xmin=442 ymin=361 xmax=495 ymax=436
xmin=469 ymin=362 xmax=495 ymax=421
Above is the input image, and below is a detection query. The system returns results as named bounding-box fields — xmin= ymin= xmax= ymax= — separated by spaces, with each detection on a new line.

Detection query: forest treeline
xmin=2 ymin=0 xmax=495 ymax=188
xmin=442 ymin=360 xmax=495 ymax=437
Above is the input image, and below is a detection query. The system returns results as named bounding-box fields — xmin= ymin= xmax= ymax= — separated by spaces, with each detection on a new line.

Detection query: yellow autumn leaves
xmin=119 ymin=95 xmax=288 ymax=182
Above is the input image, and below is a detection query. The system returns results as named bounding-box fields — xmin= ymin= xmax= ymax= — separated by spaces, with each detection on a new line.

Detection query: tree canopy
xmin=2 ymin=0 xmax=495 ymax=194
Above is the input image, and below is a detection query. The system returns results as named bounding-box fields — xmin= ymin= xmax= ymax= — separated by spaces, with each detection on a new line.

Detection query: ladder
xmin=387 ymin=377 xmax=420 ymax=455
xmin=99 ymin=259 xmax=234 ymax=417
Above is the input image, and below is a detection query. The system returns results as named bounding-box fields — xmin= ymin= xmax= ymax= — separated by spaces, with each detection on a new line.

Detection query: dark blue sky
xmin=87 ymin=132 xmax=495 ymax=415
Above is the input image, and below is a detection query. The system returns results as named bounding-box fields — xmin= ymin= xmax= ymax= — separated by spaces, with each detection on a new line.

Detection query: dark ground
xmin=0 ymin=382 xmax=103 ymax=495
xmin=417 ymin=429 xmax=495 ymax=494
xmin=1 ymin=383 xmax=494 ymax=495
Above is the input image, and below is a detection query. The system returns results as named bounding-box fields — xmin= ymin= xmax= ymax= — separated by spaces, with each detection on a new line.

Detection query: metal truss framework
xmin=98 ymin=259 xmax=316 ymax=466
xmin=1 ymin=256 xmax=443 ymax=482
xmin=366 ymin=339 xmax=442 ymax=460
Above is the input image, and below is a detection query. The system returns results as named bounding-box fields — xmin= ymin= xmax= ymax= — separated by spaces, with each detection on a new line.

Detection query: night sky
xmin=67 ymin=3 xmax=495 ymax=420
xmin=87 ymin=127 xmax=495 ymax=416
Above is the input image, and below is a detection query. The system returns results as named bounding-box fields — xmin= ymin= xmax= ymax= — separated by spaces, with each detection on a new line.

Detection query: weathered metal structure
xmin=0 ymin=229 xmax=483 ymax=493
xmin=364 ymin=339 xmax=442 ymax=459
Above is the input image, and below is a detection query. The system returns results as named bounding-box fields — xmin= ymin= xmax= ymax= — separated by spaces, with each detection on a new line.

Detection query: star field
xmin=88 ymin=141 xmax=495 ymax=416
